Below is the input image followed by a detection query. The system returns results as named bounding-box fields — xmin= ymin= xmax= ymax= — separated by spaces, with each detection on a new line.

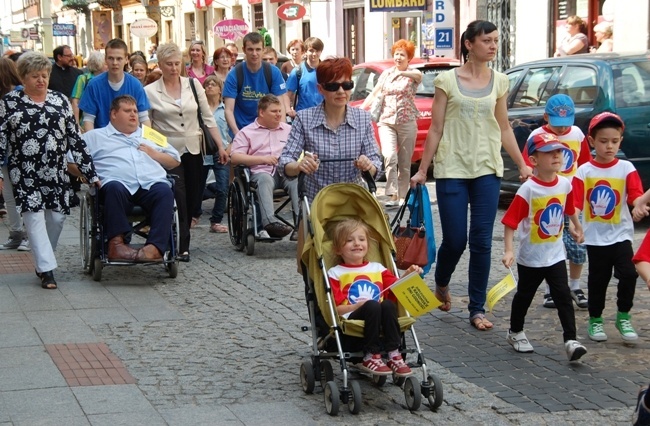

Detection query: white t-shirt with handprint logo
xmin=502 ymin=175 xmax=576 ymax=267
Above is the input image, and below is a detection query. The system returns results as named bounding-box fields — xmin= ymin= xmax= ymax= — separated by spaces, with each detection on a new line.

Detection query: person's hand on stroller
xmin=298 ymin=151 xmax=320 ymax=175
xmin=354 ymin=155 xmax=376 ymax=175
xmin=402 ymin=264 xmax=423 ymax=277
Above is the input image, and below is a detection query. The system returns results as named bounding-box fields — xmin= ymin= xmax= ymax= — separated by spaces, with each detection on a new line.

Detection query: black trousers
xmin=348 ymin=299 xmax=401 ymax=354
xmin=170 ymin=152 xmax=203 ymax=253
xmin=512 ymin=261 xmax=576 ymax=342
xmin=587 ymin=241 xmax=637 ymax=318
xmin=101 ymin=181 xmax=174 ymax=254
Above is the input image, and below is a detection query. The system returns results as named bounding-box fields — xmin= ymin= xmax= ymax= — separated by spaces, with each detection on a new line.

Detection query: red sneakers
xmin=361 ymin=354 xmax=392 ymax=376
xmin=387 ymin=355 xmax=412 ymax=377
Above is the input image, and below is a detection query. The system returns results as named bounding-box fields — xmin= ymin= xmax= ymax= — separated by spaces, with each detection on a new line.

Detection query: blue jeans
xmin=434 ymin=175 xmax=501 ymax=317
xmin=204 ymin=162 xmax=230 ymax=224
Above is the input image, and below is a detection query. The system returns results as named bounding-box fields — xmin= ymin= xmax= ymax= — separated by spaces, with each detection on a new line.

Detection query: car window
xmin=416 ymin=66 xmax=455 ymax=97
xmin=613 ymin=61 xmax=650 ymax=107
xmin=507 ymin=69 xmax=523 ymax=94
xmin=350 ymin=68 xmax=365 ymax=101
xmin=556 ymin=66 xmax=598 ymax=105
xmin=350 ymin=68 xmax=380 ymax=102
xmin=511 ymin=67 xmax=561 ymax=109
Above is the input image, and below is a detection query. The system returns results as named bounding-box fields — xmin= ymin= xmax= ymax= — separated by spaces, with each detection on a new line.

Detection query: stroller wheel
xmin=324 ymin=381 xmax=340 ymax=416
xmin=319 ymin=360 xmax=333 ymax=388
xmin=371 ymin=374 xmax=387 ymax=387
xmin=347 ymin=380 xmax=362 ymax=414
xmin=425 ymin=374 xmax=444 ymax=410
xmin=393 ymin=373 xmax=406 ymax=387
xmin=300 ymin=360 xmax=315 ymax=394
xmin=404 ymin=376 xmax=421 ymax=411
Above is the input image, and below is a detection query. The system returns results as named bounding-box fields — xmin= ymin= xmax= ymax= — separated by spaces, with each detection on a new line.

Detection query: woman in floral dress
xmin=0 ymin=51 xmax=98 ymax=289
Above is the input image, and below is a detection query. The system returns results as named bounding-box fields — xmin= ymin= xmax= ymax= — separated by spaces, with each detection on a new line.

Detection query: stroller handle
xmin=297 ymin=157 xmax=377 ymax=195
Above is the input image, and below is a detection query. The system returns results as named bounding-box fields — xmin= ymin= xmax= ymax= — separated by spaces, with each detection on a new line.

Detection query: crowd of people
xmin=0 ymin=21 xmax=648 ymax=421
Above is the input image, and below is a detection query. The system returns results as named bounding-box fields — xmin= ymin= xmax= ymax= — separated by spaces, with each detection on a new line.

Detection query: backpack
xmin=235 ymin=61 xmax=273 ymax=95
xmin=293 ymin=66 xmax=303 ymax=109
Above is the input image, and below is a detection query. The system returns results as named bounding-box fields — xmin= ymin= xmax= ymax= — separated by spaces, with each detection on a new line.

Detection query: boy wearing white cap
xmin=573 ymin=112 xmax=644 ymax=342
xmin=523 ymin=94 xmax=591 ymax=309
xmin=502 ymin=133 xmax=587 ymax=361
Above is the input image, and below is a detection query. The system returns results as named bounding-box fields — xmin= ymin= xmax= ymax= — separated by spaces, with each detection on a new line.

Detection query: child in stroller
xmin=327 ymin=218 xmax=423 ymax=377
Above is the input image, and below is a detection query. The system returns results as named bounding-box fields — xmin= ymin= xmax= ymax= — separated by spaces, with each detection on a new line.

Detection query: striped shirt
xmin=279 ymin=104 xmax=383 ymax=204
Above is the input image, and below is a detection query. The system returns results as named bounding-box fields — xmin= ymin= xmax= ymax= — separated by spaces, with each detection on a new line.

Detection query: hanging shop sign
xmin=277 ymin=3 xmax=306 ymax=21
xmin=369 ymin=0 xmax=426 ymax=12
xmin=195 ymin=0 xmax=213 ymax=7
xmin=130 ymin=18 xmax=158 ymax=38
xmin=53 ymin=23 xmax=76 ymax=37
xmin=213 ymin=19 xmax=249 ymax=41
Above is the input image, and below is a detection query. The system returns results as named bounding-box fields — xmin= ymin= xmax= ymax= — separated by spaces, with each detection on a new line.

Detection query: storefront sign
xmin=213 ymin=19 xmax=248 ymax=41
xmin=277 ymin=3 xmax=306 ymax=21
xmin=53 ymin=23 xmax=76 ymax=37
xmin=130 ymin=18 xmax=158 ymax=38
xmin=369 ymin=0 xmax=426 ymax=13
xmin=10 ymin=30 xmax=26 ymax=42
xmin=420 ymin=0 xmax=455 ymax=57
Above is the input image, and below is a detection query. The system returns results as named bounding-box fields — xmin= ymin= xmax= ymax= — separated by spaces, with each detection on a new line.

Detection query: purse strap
xmin=389 ymin=184 xmax=425 ymax=232
xmin=188 ymin=78 xmax=206 ymax=128
xmin=390 ymin=186 xmax=412 ymax=231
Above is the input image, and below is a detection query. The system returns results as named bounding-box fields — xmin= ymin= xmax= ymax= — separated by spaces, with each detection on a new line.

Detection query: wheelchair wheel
xmin=245 ymin=232 xmax=255 ymax=256
xmin=79 ymin=193 xmax=96 ymax=274
xmin=92 ymin=258 xmax=102 ymax=282
xmin=227 ymin=182 xmax=246 ymax=251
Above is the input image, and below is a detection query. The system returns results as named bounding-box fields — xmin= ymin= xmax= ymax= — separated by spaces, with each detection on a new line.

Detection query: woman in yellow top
xmin=411 ymin=20 xmax=532 ymax=330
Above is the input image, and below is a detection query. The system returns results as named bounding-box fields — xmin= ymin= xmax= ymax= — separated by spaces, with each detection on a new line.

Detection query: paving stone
xmin=87 ymin=411 xmax=167 ymax=426
xmin=160 ymin=406 xmax=244 ymax=425
xmin=0 ymin=346 xmax=66 ymax=391
xmin=0 ymin=312 xmax=41 ymax=348
xmin=2 ymin=388 xmax=84 ymax=422
xmin=25 ymin=310 xmax=98 ymax=344
xmin=73 ymin=385 xmax=155 ymax=415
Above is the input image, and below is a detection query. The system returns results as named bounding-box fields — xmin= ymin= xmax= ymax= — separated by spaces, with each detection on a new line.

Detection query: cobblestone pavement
xmin=1 ymin=181 xmax=647 ymax=425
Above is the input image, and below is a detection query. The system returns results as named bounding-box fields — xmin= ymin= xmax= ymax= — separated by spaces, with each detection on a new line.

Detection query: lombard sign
xmin=213 ymin=19 xmax=248 ymax=41
xmin=130 ymin=18 xmax=158 ymax=38
xmin=369 ymin=0 xmax=425 ymax=12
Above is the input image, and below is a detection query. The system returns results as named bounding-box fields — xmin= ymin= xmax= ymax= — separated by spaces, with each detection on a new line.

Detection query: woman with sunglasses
xmin=186 ymin=40 xmax=214 ymax=85
xmin=279 ymin=57 xmax=382 ymax=206
xmin=212 ymin=47 xmax=232 ymax=82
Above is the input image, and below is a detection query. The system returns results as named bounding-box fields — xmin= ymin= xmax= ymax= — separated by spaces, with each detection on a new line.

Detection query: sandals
xmin=190 ymin=217 xmax=199 ymax=228
xmin=40 ymin=271 xmax=57 ymax=290
xmin=210 ymin=223 xmax=228 ymax=233
xmin=435 ymin=285 xmax=452 ymax=312
xmin=470 ymin=313 xmax=493 ymax=331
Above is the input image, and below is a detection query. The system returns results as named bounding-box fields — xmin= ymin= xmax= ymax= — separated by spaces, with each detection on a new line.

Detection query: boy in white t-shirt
xmin=502 ymin=133 xmax=587 ymax=361
xmin=522 ymin=94 xmax=591 ymax=309
xmin=572 ymin=112 xmax=644 ymax=342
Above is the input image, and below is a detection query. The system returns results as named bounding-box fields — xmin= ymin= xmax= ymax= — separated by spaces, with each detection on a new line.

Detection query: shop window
xmin=253 ymin=4 xmax=264 ymax=30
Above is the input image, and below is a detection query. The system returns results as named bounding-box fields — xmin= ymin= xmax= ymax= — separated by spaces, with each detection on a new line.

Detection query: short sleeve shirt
xmin=285 ymin=62 xmax=323 ymax=111
xmin=433 ymin=69 xmax=509 ymax=179
xmin=378 ymin=67 xmax=419 ymax=125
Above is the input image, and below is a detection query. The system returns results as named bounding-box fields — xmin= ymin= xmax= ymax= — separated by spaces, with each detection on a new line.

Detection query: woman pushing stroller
xmin=328 ymin=218 xmax=423 ymax=377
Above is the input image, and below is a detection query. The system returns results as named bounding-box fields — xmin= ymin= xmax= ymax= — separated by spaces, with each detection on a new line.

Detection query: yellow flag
xmin=142 ymin=125 xmax=168 ymax=147
xmin=486 ymin=271 xmax=517 ymax=312
xmin=387 ymin=271 xmax=441 ymax=317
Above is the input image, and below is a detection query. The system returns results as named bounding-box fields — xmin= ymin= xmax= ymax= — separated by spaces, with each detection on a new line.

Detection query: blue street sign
xmin=435 ymin=28 xmax=453 ymax=50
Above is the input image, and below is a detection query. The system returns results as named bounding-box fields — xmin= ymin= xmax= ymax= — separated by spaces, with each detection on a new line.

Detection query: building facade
xmin=0 ymin=0 xmax=648 ymax=68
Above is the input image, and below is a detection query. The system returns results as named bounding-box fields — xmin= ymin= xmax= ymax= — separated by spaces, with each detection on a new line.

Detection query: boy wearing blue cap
xmin=502 ymin=133 xmax=587 ymax=361
xmin=522 ymin=94 xmax=591 ymax=309
xmin=573 ymin=112 xmax=644 ymax=342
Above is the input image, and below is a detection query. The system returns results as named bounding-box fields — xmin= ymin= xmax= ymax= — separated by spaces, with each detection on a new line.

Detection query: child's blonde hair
xmin=331 ymin=218 xmax=370 ymax=255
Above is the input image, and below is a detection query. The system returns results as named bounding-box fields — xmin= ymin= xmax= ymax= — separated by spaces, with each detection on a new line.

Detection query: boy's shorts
xmin=563 ymin=215 xmax=586 ymax=264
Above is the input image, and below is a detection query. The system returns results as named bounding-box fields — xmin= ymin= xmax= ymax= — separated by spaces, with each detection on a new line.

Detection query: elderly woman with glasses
xmin=279 ymin=57 xmax=382 ymax=205
xmin=145 ymin=42 xmax=228 ymax=262
xmin=0 ymin=51 xmax=98 ymax=289
xmin=212 ymin=47 xmax=232 ymax=82
xmin=186 ymin=40 xmax=214 ymax=85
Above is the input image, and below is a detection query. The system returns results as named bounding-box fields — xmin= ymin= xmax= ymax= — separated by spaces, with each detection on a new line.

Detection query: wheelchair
xmin=79 ymin=186 xmax=180 ymax=282
xmin=227 ymin=165 xmax=296 ymax=255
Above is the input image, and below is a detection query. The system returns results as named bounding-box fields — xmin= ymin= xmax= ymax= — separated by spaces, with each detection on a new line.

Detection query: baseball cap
xmin=588 ymin=112 xmax=625 ymax=136
xmin=545 ymin=94 xmax=575 ymax=127
xmin=527 ymin=133 xmax=566 ymax=155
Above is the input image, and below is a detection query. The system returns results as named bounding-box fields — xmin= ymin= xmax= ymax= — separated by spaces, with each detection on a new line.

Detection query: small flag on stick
xmin=487 ymin=268 xmax=517 ymax=312
xmin=383 ymin=271 xmax=441 ymax=317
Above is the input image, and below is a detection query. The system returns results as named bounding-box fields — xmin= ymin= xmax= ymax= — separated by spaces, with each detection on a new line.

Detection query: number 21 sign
xmin=435 ymin=28 xmax=453 ymax=50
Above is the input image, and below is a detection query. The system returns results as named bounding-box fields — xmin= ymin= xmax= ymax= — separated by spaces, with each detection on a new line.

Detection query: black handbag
xmin=189 ymin=78 xmax=218 ymax=156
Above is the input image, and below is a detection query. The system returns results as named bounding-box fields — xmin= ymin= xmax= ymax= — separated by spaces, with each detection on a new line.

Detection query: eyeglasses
xmin=321 ymin=81 xmax=354 ymax=92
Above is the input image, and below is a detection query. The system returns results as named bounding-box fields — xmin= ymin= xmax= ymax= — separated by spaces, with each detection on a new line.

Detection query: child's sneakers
xmin=570 ymin=289 xmax=588 ymax=309
xmin=565 ymin=340 xmax=587 ymax=361
xmin=387 ymin=354 xmax=412 ymax=377
xmin=361 ymin=354 xmax=391 ymax=376
xmin=632 ymin=385 xmax=650 ymax=426
xmin=588 ymin=317 xmax=608 ymax=342
xmin=542 ymin=294 xmax=555 ymax=308
xmin=506 ymin=330 xmax=534 ymax=353
xmin=615 ymin=311 xmax=638 ymax=342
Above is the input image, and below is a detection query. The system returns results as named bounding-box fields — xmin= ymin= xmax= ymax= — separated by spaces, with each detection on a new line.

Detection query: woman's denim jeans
xmin=434 ymin=175 xmax=501 ymax=317
xmin=206 ymin=162 xmax=230 ymax=224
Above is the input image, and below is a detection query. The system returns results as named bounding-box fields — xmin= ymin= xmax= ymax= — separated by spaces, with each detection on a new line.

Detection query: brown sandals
xmin=470 ymin=313 xmax=493 ymax=331
xmin=435 ymin=285 xmax=452 ymax=312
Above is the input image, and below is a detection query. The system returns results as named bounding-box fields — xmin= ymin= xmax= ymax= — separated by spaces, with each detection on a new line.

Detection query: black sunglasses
xmin=322 ymin=81 xmax=354 ymax=92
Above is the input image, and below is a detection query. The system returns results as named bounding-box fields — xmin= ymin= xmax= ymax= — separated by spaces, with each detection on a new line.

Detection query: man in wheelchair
xmin=81 ymin=95 xmax=181 ymax=262
xmin=230 ymin=94 xmax=299 ymax=240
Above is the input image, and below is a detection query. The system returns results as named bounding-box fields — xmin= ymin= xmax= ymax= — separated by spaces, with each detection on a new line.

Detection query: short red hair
xmin=316 ymin=57 xmax=353 ymax=84
xmin=213 ymin=47 xmax=232 ymax=64
xmin=391 ymin=39 xmax=416 ymax=60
